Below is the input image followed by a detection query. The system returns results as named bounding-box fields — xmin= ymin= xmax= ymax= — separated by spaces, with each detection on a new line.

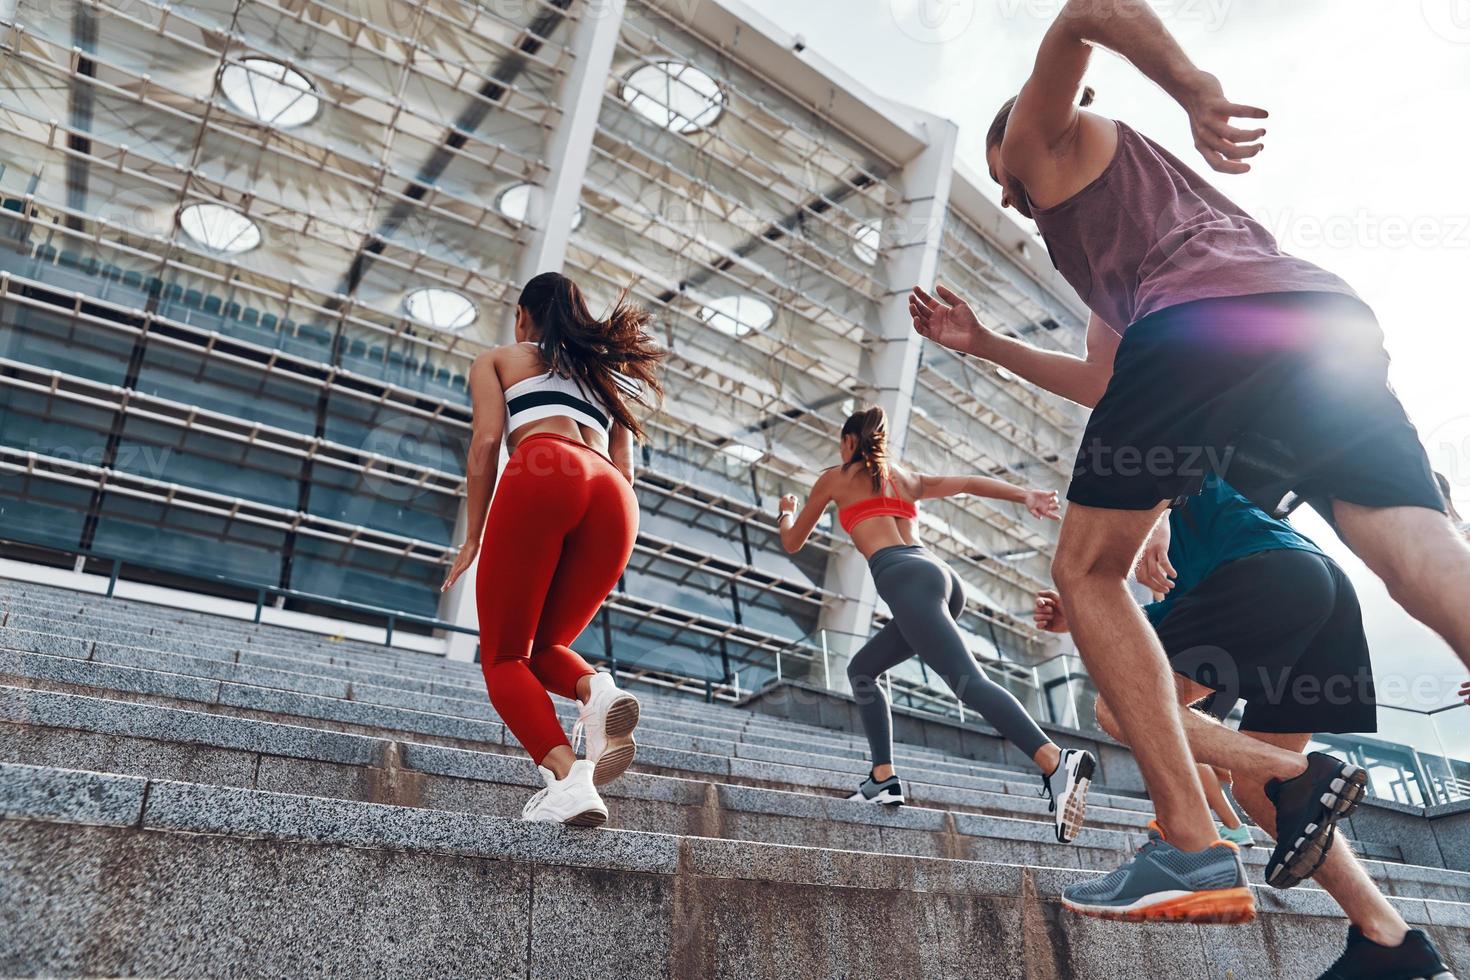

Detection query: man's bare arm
xmin=972 ymin=313 xmax=1120 ymax=409
xmin=1006 ymin=0 xmax=1268 ymax=180
xmin=911 ymin=284 xmax=1119 ymax=408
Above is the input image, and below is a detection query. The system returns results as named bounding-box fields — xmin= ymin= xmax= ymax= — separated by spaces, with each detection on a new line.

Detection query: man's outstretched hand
xmin=1180 ymin=70 xmax=1268 ymax=175
xmin=910 ymin=284 xmax=996 ymax=357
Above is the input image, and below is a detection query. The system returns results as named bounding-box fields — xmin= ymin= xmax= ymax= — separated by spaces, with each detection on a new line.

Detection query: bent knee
xmin=1052 ymin=548 xmax=1133 ymax=593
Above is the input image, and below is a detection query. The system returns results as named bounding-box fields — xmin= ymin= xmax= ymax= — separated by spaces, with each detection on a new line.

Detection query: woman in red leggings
xmin=441 ymin=272 xmax=663 ymax=826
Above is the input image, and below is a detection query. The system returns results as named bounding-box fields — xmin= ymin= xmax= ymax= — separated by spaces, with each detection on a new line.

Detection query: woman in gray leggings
xmin=777 ymin=406 xmax=1095 ymax=843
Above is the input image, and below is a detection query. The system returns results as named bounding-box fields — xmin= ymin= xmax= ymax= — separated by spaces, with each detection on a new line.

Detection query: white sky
xmin=741 ymin=0 xmax=1470 ymax=714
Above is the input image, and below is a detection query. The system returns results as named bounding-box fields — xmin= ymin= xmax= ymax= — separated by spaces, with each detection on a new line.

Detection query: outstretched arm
xmin=778 ymin=471 xmax=835 ymax=553
xmin=442 ymin=351 xmax=505 ymax=592
xmin=1006 ymin=0 xmax=1267 ymax=181
xmin=917 ymin=473 xmax=1061 ymax=521
xmin=911 ymin=285 xmax=1120 ymax=408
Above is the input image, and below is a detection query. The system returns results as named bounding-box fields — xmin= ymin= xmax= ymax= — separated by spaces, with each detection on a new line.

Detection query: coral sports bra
xmin=838 ymin=477 xmax=919 ymax=535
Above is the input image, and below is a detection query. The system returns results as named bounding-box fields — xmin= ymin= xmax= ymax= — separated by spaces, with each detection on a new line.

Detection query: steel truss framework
xmin=0 ymin=0 xmax=1088 ymax=702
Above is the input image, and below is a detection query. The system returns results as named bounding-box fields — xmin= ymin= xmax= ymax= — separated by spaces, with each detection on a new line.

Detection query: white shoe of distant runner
xmin=1043 ymin=748 xmax=1096 ymax=843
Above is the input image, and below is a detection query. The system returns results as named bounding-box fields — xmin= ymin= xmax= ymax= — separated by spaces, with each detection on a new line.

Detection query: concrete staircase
xmin=1 ymin=578 xmax=1467 ymax=978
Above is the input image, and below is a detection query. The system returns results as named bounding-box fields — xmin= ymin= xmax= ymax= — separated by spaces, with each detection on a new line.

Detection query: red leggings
xmin=477 ymin=433 xmax=639 ymax=764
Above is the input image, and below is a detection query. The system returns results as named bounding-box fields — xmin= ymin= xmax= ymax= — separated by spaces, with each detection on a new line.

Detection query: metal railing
xmin=1 ymin=539 xmax=476 ymax=648
xmin=769 ymin=631 xmax=1470 ymax=809
xmin=2 ymin=540 xmax=750 ymax=704
xmin=1313 ymin=704 xmax=1470 ymax=809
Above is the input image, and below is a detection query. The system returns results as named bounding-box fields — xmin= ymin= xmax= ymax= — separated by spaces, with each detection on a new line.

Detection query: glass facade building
xmin=0 ymin=0 xmax=1089 ymax=706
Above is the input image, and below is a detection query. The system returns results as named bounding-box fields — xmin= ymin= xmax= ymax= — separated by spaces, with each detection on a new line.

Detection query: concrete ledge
xmin=3 ymin=767 xmax=1469 ymax=979
xmin=5 ymin=690 xmax=1450 ymax=901
xmin=0 ymin=762 xmax=145 ymax=827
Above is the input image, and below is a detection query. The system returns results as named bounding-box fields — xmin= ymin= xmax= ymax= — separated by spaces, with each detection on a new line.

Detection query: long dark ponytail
xmin=841 ymin=406 xmax=891 ymax=494
xmin=517 ymin=272 xmax=665 ymax=440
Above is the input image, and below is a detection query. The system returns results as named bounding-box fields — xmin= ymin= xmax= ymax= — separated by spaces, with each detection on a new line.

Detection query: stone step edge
xmin=4 ymin=759 xmax=1466 ymax=933
xmin=0 ymin=685 xmax=1165 ymax=844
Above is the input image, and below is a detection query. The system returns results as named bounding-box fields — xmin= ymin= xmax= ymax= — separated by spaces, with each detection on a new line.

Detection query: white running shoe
xmin=849 ymin=772 xmax=905 ymax=806
xmin=572 ymin=671 xmax=640 ymax=786
xmin=522 ymin=760 xmax=608 ymax=827
xmin=1043 ymin=748 xmax=1096 ymax=844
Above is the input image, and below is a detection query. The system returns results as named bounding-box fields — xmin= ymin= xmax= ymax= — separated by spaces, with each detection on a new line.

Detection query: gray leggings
xmin=847 ymin=545 xmax=1050 ymax=767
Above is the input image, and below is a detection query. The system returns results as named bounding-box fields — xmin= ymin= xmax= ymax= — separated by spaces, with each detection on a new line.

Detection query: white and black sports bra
xmin=503 ymin=344 xmax=641 ymax=434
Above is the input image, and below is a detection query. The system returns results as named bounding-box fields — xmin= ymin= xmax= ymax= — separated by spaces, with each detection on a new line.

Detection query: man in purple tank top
xmin=908 ymin=0 xmax=1470 ymax=943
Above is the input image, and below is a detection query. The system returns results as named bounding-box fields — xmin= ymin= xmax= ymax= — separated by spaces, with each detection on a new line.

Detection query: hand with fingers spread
xmin=1179 ymin=70 xmax=1268 ymax=175
xmin=440 ymin=539 xmax=479 ymax=593
xmin=1134 ymin=517 xmax=1177 ymax=596
xmin=1034 ymin=588 xmax=1070 ymax=634
xmin=1024 ymin=488 xmax=1062 ymax=522
xmin=909 ymin=284 xmax=997 ymax=358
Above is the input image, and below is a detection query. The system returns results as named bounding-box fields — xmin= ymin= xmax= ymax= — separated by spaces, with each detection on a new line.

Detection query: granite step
xmin=1 ymin=685 xmax=1440 ymax=900
xmin=0 ymin=669 xmax=1152 ymax=840
xmin=4 ymin=762 xmax=1468 ymax=979
xmin=0 ymin=627 xmax=1064 ymax=790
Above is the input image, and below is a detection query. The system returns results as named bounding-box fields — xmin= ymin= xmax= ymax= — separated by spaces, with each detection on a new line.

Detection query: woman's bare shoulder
xmin=891 ymin=464 xmax=925 ymax=498
xmin=484 ymin=343 xmax=546 ymax=385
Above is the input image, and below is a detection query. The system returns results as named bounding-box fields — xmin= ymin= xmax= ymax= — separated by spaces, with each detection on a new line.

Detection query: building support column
xmin=510 ymin=0 xmax=627 ymax=323
xmin=815 ymin=115 xmax=959 ymax=681
xmin=441 ymin=0 xmax=627 ymax=662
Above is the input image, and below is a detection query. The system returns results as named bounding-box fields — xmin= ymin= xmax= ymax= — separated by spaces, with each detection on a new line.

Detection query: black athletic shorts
xmin=1067 ymin=291 xmax=1446 ymax=521
xmin=1156 ymin=548 xmax=1377 ymax=734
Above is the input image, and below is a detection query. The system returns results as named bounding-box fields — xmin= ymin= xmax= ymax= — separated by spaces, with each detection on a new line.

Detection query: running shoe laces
xmin=523 ymin=785 xmax=550 ymax=816
xmin=1039 ymin=770 xmax=1056 ymax=812
xmin=570 ymin=717 xmax=586 ymax=755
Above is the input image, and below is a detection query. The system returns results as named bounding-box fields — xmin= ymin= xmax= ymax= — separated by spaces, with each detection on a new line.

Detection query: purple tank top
xmin=1030 ymin=120 xmax=1358 ymax=331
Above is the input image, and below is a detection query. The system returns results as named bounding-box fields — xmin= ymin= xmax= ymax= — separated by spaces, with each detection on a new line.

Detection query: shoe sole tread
xmin=592 ymin=695 xmax=640 ymax=787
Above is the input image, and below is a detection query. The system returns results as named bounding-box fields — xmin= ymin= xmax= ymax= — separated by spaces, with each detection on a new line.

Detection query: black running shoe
xmin=1265 ymin=752 xmax=1367 ymax=889
xmin=1316 ymin=926 xmax=1456 ymax=979
xmin=849 ymin=772 xmax=904 ymax=806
